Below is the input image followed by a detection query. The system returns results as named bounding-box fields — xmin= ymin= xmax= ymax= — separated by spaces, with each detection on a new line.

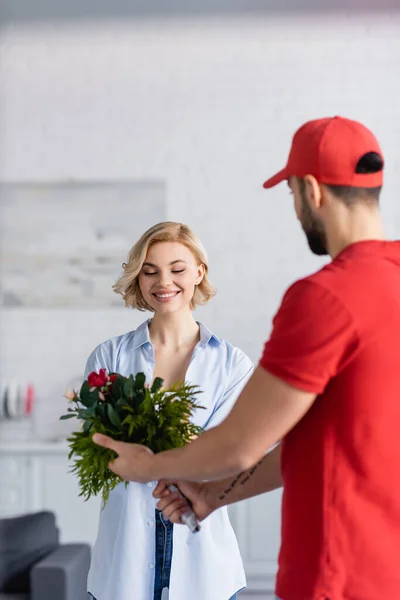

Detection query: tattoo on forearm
xmin=218 ymin=458 xmax=264 ymax=501
xmin=218 ymin=471 xmax=245 ymax=500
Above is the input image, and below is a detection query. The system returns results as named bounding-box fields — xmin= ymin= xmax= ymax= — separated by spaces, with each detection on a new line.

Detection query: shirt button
xmin=147 ymin=519 xmax=154 ymax=527
xmin=149 ymin=563 xmax=155 ymax=569
xmin=147 ymin=481 xmax=153 ymax=488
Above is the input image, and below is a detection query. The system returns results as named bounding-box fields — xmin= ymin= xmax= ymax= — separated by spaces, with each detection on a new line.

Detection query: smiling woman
xmin=84 ymin=221 xmax=253 ymax=600
xmin=113 ymin=221 xmax=215 ymax=312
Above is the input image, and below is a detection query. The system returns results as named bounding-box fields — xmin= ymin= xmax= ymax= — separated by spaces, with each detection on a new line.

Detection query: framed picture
xmin=0 ymin=181 xmax=166 ymax=308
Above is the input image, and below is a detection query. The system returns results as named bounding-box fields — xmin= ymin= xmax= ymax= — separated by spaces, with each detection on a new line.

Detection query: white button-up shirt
xmin=84 ymin=319 xmax=253 ymax=600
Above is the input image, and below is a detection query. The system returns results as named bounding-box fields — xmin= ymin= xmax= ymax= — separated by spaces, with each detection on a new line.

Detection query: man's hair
xmin=324 ymin=152 xmax=383 ymax=205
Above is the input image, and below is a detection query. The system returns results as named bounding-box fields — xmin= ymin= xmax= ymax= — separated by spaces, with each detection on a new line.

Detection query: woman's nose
xmin=158 ymin=270 xmax=173 ymax=287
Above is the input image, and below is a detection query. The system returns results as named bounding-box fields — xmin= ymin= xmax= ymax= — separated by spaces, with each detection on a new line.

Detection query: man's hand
xmin=153 ymin=480 xmax=215 ymax=523
xmin=154 ymin=445 xmax=283 ymax=522
xmin=92 ymin=433 xmax=154 ymax=483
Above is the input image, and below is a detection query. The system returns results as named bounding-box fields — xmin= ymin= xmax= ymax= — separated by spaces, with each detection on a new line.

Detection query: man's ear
xmin=303 ymin=174 xmax=322 ymax=209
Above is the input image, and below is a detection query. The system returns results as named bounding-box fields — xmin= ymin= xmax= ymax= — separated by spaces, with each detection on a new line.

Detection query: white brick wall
xmin=1 ymin=13 xmax=400 ymax=439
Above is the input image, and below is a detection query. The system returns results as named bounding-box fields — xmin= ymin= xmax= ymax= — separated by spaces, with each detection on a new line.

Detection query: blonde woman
xmin=85 ymin=222 xmax=253 ymax=600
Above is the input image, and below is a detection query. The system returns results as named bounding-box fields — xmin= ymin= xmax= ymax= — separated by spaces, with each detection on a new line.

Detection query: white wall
xmin=1 ymin=13 xmax=400 ymax=438
xmin=1 ymin=11 xmax=399 ymax=594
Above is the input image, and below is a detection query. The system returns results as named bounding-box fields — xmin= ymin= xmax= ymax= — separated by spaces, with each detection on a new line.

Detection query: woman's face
xmin=138 ymin=242 xmax=205 ymax=314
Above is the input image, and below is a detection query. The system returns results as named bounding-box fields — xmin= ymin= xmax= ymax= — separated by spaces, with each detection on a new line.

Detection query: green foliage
xmin=67 ymin=430 xmax=121 ymax=504
xmin=61 ymin=372 xmax=204 ymax=506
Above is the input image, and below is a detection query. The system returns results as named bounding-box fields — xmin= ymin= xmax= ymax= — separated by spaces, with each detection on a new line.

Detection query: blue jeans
xmin=153 ymin=508 xmax=174 ymax=599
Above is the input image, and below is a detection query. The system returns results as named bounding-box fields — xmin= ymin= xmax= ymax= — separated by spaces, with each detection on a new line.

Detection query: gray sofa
xmin=0 ymin=511 xmax=91 ymax=600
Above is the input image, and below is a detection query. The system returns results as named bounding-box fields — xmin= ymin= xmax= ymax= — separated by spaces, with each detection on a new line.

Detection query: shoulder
xmin=281 ymin=262 xmax=351 ymax=312
xmin=85 ymin=321 xmax=149 ymax=372
xmin=269 ymin=269 xmax=356 ymax=344
xmin=87 ymin=331 xmax=134 ymax=360
xmin=290 ymin=254 xmax=364 ymax=301
xmin=219 ymin=339 xmax=253 ymax=375
xmin=200 ymin=323 xmax=253 ymax=379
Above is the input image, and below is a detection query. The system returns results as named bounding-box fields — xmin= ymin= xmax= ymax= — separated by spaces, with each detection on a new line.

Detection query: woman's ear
xmin=196 ymin=264 xmax=205 ymax=285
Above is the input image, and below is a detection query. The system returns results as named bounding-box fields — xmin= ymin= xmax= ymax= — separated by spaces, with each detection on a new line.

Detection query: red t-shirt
xmin=260 ymin=240 xmax=400 ymax=600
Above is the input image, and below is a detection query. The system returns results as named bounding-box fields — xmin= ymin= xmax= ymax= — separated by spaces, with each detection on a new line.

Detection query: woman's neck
xmin=148 ymin=311 xmax=200 ymax=350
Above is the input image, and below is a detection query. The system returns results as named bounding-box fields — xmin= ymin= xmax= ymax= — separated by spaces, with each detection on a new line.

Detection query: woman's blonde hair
xmin=113 ymin=222 xmax=216 ymax=311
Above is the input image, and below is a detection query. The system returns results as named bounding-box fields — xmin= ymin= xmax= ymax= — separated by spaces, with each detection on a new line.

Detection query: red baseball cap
xmin=263 ymin=116 xmax=384 ymax=189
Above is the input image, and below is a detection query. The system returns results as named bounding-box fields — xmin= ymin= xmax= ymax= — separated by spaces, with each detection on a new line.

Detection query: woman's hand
xmin=153 ymin=480 xmax=216 ymax=523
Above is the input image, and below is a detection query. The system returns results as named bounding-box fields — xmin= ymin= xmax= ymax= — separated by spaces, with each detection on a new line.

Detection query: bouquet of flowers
xmin=60 ymin=369 xmax=204 ymax=505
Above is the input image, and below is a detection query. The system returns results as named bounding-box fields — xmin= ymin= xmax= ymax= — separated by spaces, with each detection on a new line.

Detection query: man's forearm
xmin=147 ymin=367 xmax=314 ymax=484
xmin=150 ymin=421 xmax=251 ymax=482
xmin=209 ymin=444 xmax=283 ymax=509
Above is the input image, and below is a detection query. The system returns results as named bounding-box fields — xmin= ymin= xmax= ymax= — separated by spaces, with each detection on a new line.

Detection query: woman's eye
xmin=172 ymin=269 xmax=185 ymax=274
xmin=143 ymin=272 xmax=157 ymax=276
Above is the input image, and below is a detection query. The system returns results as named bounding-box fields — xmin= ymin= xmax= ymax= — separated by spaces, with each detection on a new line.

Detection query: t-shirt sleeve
xmin=260 ymin=279 xmax=359 ymax=394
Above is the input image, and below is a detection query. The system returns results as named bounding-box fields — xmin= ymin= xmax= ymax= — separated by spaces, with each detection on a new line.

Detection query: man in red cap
xmin=94 ymin=117 xmax=400 ymax=600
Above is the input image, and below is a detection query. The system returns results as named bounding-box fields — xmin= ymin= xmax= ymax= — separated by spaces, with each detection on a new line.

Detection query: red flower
xmin=108 ymin=374 xmax=118 ymax=383
xmin=87 ymin=369 xmax=108 ymax=387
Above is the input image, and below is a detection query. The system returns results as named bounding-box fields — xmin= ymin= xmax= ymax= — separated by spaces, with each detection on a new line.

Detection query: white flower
xmin=64 ymin=388 xmax=76 ymax=402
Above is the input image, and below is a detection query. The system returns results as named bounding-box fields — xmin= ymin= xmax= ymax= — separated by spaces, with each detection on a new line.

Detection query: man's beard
xmin=300 ymin=193 xmax=328 ymax=256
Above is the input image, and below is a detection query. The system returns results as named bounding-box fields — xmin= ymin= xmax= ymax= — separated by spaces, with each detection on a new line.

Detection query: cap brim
xmin=263 ymin=168 xmax=287 ymax=189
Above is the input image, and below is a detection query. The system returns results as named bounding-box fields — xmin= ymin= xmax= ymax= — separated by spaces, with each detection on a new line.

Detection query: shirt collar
xmin=198 ymin=321 xmax=222 ymax=347
xmin=130 ymin=318 xmax=221 ymax=350
xmin=130 ymin=319 xmax=152 ymax=350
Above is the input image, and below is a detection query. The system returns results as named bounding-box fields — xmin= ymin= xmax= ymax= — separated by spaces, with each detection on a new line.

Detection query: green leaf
xmin=60 ymin=414 xmax=76 ymax=420
xmin=151 ymin=377 xmax=163 ymax=393
xmin=83 ymin=420 xmax=93 ymax=433
xmin=78 ymin=383 xmax=100 ymax=410
xmin=133 ymin=390 xmax=145 ymax=410
xmin=134 ymin=372 xmax=146 ymax=390
xmin=79 ymin=381 xmax=93 ymax=407
xmin=107 ymin=404 xmax=122 ymax=428
xmin=84 ymin=406 xmax=96 ymax=419
xmin=110 ymin=378 xmax=124 ymax=401
xmin=123 ymin=378 xmax=134 ymax=397
xmin=121 ymin=415 xmax=132 ymax=427
xmin=76 ymin=408 xmax=91 ymax=420
xmin=96 ymin=402 xmax=106 ymax=418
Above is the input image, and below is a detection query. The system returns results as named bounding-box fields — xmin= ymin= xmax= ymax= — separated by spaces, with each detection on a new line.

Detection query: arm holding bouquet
xmin=93 ymin=366 xmax=316 ymax=484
